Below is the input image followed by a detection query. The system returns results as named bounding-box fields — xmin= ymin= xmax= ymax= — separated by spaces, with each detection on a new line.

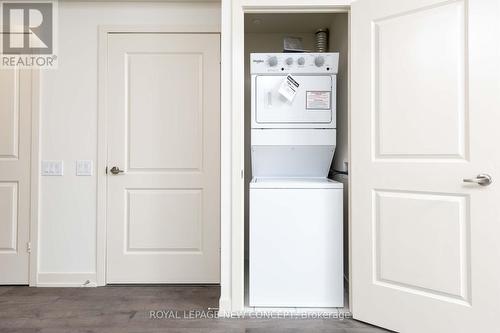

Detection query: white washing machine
xmin=249 ymin=53 xmax=344 ymax=307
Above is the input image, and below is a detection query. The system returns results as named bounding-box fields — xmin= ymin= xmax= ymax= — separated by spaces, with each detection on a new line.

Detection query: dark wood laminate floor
xmin=0 ymin=285 xmax=387 ymax=333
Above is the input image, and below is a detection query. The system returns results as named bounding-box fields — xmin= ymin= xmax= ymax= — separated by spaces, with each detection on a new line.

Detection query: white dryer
xmin=251 ymin=53 xmax=339 ymax=178
xmin=249 ymin=53 xmax=344 ymax=308
xmin=250 ymin=53 xmax=338 ymax=127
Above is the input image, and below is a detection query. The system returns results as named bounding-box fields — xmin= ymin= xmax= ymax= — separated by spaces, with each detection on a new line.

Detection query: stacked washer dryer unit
xmin=249 ymin=53 xmax=344 ymax=308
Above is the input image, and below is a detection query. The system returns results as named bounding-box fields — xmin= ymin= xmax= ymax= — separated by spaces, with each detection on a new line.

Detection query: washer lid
xmin=250 ymin=177 xmax=344 ymax=189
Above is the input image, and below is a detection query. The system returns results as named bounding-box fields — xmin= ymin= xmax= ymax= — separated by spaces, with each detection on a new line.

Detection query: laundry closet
xmin=243 ymin=12 xmax=349 ymax=310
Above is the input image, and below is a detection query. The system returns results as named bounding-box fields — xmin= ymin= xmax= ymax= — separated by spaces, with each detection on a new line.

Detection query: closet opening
xmin=243 ymin=12 xmax=350 ymax=312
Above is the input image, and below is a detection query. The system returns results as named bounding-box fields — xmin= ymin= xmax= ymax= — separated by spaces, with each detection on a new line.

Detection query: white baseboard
xmin=36 ymin=272 xmax=98 ymax=287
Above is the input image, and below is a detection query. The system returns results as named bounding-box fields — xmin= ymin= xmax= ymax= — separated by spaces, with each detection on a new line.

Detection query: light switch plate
xmin=41 ymin=160 xmax=64 ymax=176
xmin=76 ymin=160 xmax=93 ymax=176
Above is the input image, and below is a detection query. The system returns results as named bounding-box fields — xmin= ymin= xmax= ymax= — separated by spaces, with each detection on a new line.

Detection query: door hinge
xmin=27 ymin=242 xmax=31 ymax=253
xmin=105 ymin=166 xmax=108 ymax=174
xmin=241 ymin=169 xmax=244 ymax=179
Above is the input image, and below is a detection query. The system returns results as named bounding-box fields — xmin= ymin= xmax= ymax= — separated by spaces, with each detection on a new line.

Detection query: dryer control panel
xmin=251 ymin=53 xmax=339 ymax=74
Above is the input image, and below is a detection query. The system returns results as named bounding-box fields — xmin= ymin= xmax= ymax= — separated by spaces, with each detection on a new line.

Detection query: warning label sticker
xmin=306 ymin=91 xmax=331 ymax=110
xmin=278 ymin=75 xmax=300 ymax=102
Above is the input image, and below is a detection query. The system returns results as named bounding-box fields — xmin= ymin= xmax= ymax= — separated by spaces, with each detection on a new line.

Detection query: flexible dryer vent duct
xmin=315 ymin=28 xmax=329 ymax=52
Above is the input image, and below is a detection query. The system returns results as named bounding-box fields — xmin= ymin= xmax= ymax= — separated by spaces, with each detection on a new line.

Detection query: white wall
xmin=38 ymin=1 xmax=220 ymax=285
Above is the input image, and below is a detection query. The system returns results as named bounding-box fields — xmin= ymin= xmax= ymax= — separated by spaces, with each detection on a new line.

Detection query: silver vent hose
xmin=315 ymin=28 xmax=329 ymax=53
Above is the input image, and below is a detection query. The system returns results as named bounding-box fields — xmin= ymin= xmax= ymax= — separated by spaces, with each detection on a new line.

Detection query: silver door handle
xmin=463 ymin=173 xmax=492 ymax=186
xmin=109 ymin=166 xmax=124 ymax=175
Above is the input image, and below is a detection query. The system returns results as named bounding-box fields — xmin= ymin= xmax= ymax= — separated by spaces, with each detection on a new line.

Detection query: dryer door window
xmin=255 ymin=75 xmax=335 ymax=124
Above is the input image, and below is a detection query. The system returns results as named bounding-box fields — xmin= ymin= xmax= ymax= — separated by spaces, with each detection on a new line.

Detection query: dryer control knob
xmin=314 ymin=56 xmax=325 ymax=67
xmin=268 ymin=56 xmax=278 ymax=67
xmin=297 ymin=57 xmax=305 ymax=65
xmin=285 ymin=57 xmax=293 ymax=65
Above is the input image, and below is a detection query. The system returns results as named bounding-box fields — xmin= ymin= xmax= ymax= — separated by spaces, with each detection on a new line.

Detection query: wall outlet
xmin=41 ymin=160 xmax=64 ymax=176
xmin=76 ymin=160 xmax=93 ymax=176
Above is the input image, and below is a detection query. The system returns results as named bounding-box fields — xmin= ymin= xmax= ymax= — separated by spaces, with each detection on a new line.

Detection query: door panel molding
xmin=371 ymin=0 xmax=468 ymax=161
xmin=373 ymin=189 xmax=471 ymax=305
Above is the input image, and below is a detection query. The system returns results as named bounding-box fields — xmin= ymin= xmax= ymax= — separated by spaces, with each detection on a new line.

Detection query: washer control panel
xmin=251 ymin=53 xmax=339 ymax=74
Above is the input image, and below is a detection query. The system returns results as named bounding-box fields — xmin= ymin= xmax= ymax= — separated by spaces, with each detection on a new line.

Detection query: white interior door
xmin=106 ymin=33 xmax=220 ymax=283
xmin=351 ymin=0 xmax=500 ymax=332
xmin=0 ymin=69 xmax=32 ymax=284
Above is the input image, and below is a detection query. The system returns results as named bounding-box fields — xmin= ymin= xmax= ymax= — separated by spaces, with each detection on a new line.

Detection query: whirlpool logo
xmin=1 ymin=0 xmax=58 ymax=68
